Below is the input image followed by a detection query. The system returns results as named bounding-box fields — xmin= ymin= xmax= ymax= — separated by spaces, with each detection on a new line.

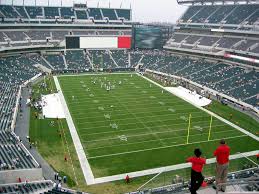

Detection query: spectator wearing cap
xmin=186 ymin=148 xmax=206 ymax=194
xmin=213 ymin=139 xmax=230 ymax=192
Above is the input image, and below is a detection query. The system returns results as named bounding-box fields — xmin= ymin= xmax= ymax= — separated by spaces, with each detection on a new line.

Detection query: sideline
xmin=53 ymin=76 xmax=95 ymax=185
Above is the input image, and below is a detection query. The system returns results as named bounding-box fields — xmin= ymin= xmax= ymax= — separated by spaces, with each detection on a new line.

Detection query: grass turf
xmin=206 ymin=101 xmax=259 ymax=137
xmin=57 ymin=73 xmax=259 ymax=178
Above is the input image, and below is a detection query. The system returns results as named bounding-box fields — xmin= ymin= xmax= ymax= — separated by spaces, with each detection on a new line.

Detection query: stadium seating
xmin=65 ymin=50 xmax=91 ymax=70
xmin=171 ymin=33 xmax=188 ymax=43
xmin=52 ymin=31 xmax=70 ymax=40
xmin=89 ymin=50 xmax=116 ymax=69
xmin=0 ymin=5 xmax=131 ymax=23
xmin=72 ymin=30 xmax=96 ymax=35
xmin=190 ymin=5 xmax=218 ymax=23
xmin=116 ymin=9 xmax=131 ymax=20
xmin=97 ymin=30 xmax=120 ymax=35
xmin=0 ymin=29 xmax=131 ymax=50
xmin=180 ymin=4 xmax=259 ymax=25
xmin=44 ymin=7 xmax=60 ymax=19
xmin=207 ymin=5 xmax=235 ymax=24
xmin=130 ymin=50 xmax=258 ymax=107
xmin=44 ymin=54 xmax=66 ymax=70
xmin=184 ymin=35 xmax=201 ymax=44
xmin=26 ymin=31 xmax=51 ymax=40
xmin=88 ymin=8 xmax=103 ymax=20
xmin=0 ymin=32 xmax=7 ymax=42
xmin=5 ymin=31 xmax=28 ymax=42
xmin=0 ymin=181 xmax=52 ymax=193
xmin=0 ymin=55 xmax=39 ymax=85
xmin=75 ymin=10 xmax=88 ymax=19
xmin=110 ymin=50 xmax=129 ymax=67
xmin=0 ymin=54 xmax=40 ymax=131
xmin=60 ymin=7 xmax=75 ymax=19
xmin=198 ymin=36 xmax=220 ymax=46
xmin=101 ymin=9 xmax=117 ymax=20
xmin=15 ymin=6 xmax=29 ymax=18
xmin=0 ymin=82 xmax=18 ymax=131
xmin=234 ymin=39 xmax=257 ymax=51
xmin=29 ymin=54 xmax=52 ymax=69
xmin=180 ymin=6 xmax=202 ymax=22
xmin=225 ymin=4 xmax=258 ymax=24
xmin=245 ymin=96 xmax=258 ymax=106
xmin=0 ymin=131 xmax=38 ymax=170
xmin=252 ymin=46 xmax=259 ymax=54
xmin=44 ymin=188 xmax=78 ymax=194
xmin=166 ymin=32 xmax=259 ymax=55
xmin=216 ymin=37 xmax=241 ymax=49
xmin=130 ymin=50 xmax=143 ymax=67
xmin=25 ymin=6 xmax=43 ymax=18
xmin=0 ymin=5 xmax=19 ymax=18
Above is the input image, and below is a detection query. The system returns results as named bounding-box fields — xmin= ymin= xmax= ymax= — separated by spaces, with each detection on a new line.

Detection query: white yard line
xmin=139 ymin=74 xmax=259 ymax=142
xmin=79 ymin=123 xmax=227 ymax=137
xmin=77 ymin=115 xmax=208 ymax=125
xmin=75 ymin=111 xmax=206 ymax=121
xmin=85 ymin=129 xmax=240 ymax=151
xmin=58 ymin=72 xmax=134 ymax=77
xmin=84 ymin=127 xmax=236 ymax=145
xmin=94 ymin=150 xmax=259 ymax=184
xmin=69 ymin=98 xmax=186 ymax=105
xmin=88 ymin=135 xmax=248 ymax=159
xmin=53 ymin=76 xmax=95 ymax=185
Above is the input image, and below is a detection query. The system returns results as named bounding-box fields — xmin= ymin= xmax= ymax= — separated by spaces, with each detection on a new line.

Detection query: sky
xmin=0 ymin=0 xmax=187 ymax=23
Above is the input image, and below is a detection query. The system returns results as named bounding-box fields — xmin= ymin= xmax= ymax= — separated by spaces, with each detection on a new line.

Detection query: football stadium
xmin=0 ymin=0 xmax=258 ymax=193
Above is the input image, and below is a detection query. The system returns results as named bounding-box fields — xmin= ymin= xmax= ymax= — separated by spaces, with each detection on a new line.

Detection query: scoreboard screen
xmin=134 ymin=26 xmax=162 ymax=49
xmin=133 ymin=24 xmax=173 ymax=49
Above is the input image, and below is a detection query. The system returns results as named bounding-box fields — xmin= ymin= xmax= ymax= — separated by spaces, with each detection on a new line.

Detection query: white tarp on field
xmin=165 ymin=86 xmax=211 ymax=107
xmin=42 ymin=93 xmax=65 ymax=118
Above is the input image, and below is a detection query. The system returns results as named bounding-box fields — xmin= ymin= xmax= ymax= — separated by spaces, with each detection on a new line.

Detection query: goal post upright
xmin=186 ymin=113 xmax=192 ymax=144
xmin=207 ymin=115 xmax=213 ymax=141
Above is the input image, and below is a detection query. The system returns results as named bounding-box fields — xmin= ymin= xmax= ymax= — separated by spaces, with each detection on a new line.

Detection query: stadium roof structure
xmin=176 ymin=0 xmax=258 ymax=5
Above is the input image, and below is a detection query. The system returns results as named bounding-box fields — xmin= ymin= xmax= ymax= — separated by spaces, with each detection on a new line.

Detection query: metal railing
xmin=216 ymin=178 xmax=259 ymax=194
xmin=130 ymin=155 xmax=259 ymax=194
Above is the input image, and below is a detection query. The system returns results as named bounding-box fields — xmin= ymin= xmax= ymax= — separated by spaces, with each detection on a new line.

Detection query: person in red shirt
xmin=125 ymin=175 xmax=130 ymax=183
xmin=213 ymin=139 xmax=230 ymax=192
xmin=186 ymin=148 xmax=206 ymax=194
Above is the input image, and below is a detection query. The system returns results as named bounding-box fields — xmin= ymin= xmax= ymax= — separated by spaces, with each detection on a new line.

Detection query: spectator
xmin=54 ymin=172 xmax=58 ymax=180
xmin=125 ymin=175 xmax=130 ymax=183
xmin=58 ymin=176 xmax=62 ymax=183
xmin=63 ymin=176 xmax=67 ymax=184
xmin=213 ymin=139 xmax=230 ymax=192
xmin=186 ymin=148 xmax=206 ymax=194
xmin=57 ymin=183 xmax=62 ymax=190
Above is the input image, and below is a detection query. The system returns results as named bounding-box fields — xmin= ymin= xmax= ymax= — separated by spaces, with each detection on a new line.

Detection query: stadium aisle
xmin=14 ymin=87 xmax=56 ymax=181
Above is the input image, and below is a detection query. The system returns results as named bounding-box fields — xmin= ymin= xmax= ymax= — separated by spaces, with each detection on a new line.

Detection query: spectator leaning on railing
xmin=186 ymin=148 xmax=206 ymax=194
xmin=213 ymin=139 xmax=230 ymax=192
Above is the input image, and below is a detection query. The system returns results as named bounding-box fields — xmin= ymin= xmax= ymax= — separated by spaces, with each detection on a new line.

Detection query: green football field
xmin=57 ymin=73 xmax=259 ymax=178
